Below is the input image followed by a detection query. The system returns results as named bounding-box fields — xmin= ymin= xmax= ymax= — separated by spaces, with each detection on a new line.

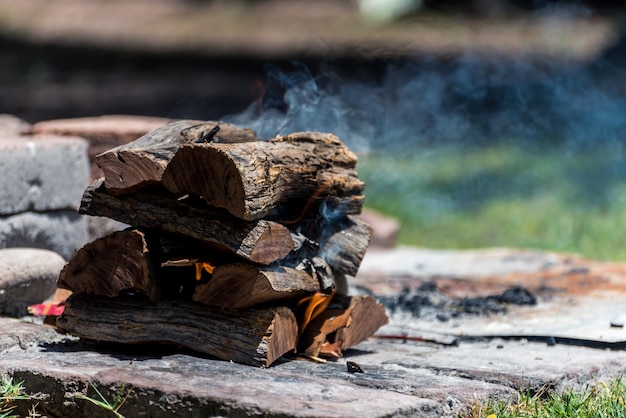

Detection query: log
xmin=319 ymin=215 xmax=373 ymax=278
xmin=57 ymin=294 xmax=298 ymax=367
xmin=57 ymin=229 xmax=160 ymax=302
xmin=160 ymin=132 xmax=365 ymax=221
xmin=192 ymin=263 xmax=320 ymax=309
xmin=80 ymin=179 xmax=294 ymax=265
xmin=298 ymin=296 xmax=388 ymax=358
xmin=96 ymin=120 xmax=258 ymax=194
xmin=282 ymin=215 xmax=372 ymax=295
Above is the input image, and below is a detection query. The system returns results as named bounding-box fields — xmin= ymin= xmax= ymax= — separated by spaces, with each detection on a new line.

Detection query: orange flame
xmin=297 ymin=290 xmax=335 ymax=334
xmin=195 ymin=262 xmax=215 ymax=280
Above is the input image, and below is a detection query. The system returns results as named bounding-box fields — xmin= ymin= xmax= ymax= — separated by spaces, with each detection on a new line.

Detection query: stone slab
xmin=0 ymin=135 xmax=89 ymax=215
xmin=0 ymin=247 xmax=623 ymax=416
xmin=356 ymin=246 xmax=626 ymax=342
xmin=2 ymin=318 xmax=626 ymax=417
xmin=0 ymin=248 xmax=65 ymax=316
xmin=0 ymin=210 xmax=89 ymax=260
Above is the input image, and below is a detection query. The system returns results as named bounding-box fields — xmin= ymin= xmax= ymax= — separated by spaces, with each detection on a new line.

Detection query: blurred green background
xmin=2 ymin=0 xmax=626 ymax=260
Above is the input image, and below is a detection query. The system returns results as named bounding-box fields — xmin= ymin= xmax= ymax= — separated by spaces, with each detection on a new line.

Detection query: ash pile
xmin=374 ymin=283 xmax=537 ymax=322
xmin=55 ymin=120 xmax=388 ymax=367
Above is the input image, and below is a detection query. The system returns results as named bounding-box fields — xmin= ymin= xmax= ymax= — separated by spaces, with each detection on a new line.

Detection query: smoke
xmin=224 ymin=47 xmax=626 ymax=153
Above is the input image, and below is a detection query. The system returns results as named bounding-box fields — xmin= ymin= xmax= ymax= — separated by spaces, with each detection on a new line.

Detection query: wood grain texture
xmin=299 ymin=295 xmax=388 ymax=358
xmin=96 ymin=120 xmax=258 ymax=194
xmin=192 ymin=263 xmax=319 ymax=309
xmin=57 ymin=229 xmax=160 ymax=301
xmin=161 ymin=131 xmax=365 ymax=221
xmin=58 ymin=294 xmax=298 ymax=367
xmin=80 ymin=179 xmax=294 ymax=265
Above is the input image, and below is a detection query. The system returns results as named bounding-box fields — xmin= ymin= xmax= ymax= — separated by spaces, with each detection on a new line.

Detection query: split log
xmin=161 ymin=132 xmax=365 ymax=221
xmin=57 ymin=294 xmax=298 ymax=367
xmin=80 ymin=179 xmax=294 ymax=265
xmin=320 ymin=215 xmax=373 ymax=277
xmin=193 ymin=264 xmax=320 ymax=309
xmin=96 ymin=120 xmax=258 ymax=194
xmin=299 ymin=295 xmax=388 ymax=358
xmin=57 ymin=229 xmax=160 ymax=302
xmin=282 ymin=215 xmax=372 ymax=295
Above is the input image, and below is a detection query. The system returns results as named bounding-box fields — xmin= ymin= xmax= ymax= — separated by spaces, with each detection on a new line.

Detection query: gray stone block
xmin=0 ymin=114 xmax=31 ymax=136
xmin=0 ymin=248 xmax=65 ymax=317
xmin=0 ymin=135 xmax=89 ymax=215
xmin=0 ymin=211 xmax=89 ymax=260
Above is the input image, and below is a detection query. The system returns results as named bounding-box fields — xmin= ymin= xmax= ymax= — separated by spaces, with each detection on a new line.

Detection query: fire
xmin=297 ymin=290 xmax=335 ymax=334
xmin=195 ymin=262 xmax=215 ymax=280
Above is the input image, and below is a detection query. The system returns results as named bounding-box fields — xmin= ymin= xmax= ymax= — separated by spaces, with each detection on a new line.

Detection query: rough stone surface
xmin=1 ymin=318 xmax=626 ymax=418
xmin=0 ymin=135 xmax=89 ymax=215
xmin=30 ymin=115 xmax=171 ymax=180
xmin=0 ymin=211 xmax=89 ymax=260
xmin=0 ymin=247 xmax=624 ymax=417
xmin=0 ymin=114 xmax=31 ymax=136
xmin=0 ymin=248 xmax=65 ymax=316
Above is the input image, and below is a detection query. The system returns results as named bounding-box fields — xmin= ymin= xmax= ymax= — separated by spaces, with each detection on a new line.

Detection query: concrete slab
xmin=0 ymin=135 xmax=89 ymax=215
xmin=0 ymin=210 xmax=89 ymax=260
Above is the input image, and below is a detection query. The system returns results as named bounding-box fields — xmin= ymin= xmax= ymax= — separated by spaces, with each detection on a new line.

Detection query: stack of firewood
xmin=56 ymin=120 xmax=388 ymax=367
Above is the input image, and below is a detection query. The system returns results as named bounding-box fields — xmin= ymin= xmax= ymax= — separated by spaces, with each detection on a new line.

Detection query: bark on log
xmin=299 ymin=296 xmax=388 ymax=358
xmin=96 ymin=120 xmax=258 ymax=194
xmin=160 ymin=132 xmax=365 ymax=221
xmin=80 ymin=179 xmax=294 ymax=265
xmin=192 ymin=263 xmax=320 ymax=309
xmin=57 ymin=294 xmax=298 ymax=367
xmin=57 ymin=229 xmax=160 ymax=302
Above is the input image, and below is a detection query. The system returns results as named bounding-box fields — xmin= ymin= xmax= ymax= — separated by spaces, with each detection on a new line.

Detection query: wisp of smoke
xmin=224 ymin=50 xmax=626 ymax=153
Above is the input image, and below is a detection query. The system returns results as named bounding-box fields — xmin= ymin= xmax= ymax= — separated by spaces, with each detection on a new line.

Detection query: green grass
xmin=77 ymin=382 xmax=132 ymax=418
xmin=0 ymin=376 xmax=30 ymax=418
xmin=462 ymin=378 xmax=626 ymax=417
xmin=358 ymin=142 xmax=626 ymax=261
